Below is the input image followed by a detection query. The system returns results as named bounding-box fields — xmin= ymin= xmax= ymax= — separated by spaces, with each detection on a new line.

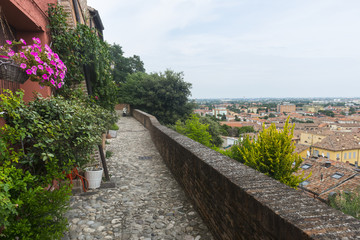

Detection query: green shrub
xmin=105 ymin=150 xmax=113 ymax=159
xmin=109 ymin=123 xmax=119 ymax=131
xmin=223 ymin=118 xmax=308 ymax=188
xmin=0 ymin=89 xmax=118 ymax=238
xmin=329 ymin=190 xmax=360 ymax=219
xmin=175 ymin=114 xmax=213 ymax=148
xmin=0 ymin=112 xmax=71 ymax=239
xmin=0 ymin=90 xmax=118 ymax=175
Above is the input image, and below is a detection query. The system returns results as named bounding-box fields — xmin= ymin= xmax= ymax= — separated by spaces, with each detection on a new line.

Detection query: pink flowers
xmin=32 ymin=37 xmax=41 ymax=45
xmin=0 ymin=38 xmax=67 ymax=89
xmin=31 ymin=66 xmax=37 ymax=75
xmin=20 ymin=52 xmax=27 ymax=59
xmin=19 ymin=38 xmax=26 ymax=45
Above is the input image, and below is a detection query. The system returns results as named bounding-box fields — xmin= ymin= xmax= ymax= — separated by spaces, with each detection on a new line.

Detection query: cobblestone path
xmin=63 ymin=116 xmax=214 ymax=240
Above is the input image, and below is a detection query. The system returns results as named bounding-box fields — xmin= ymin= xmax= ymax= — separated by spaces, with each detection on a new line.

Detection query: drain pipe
xmin=72 ymin=0 xmax=81 ymax=24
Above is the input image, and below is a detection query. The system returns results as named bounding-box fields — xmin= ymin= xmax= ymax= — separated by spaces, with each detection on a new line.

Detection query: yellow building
xmin=311 ymin=133 xmax=360 ymax=165
xmin=277 ymin=103 xmax=296 ymax=113
xmin=302 ymin=105 xmax=324 ymax=113
xmin=296 ymin=144 xmax=310 ymax=159
xmin=299 ymin=132 xmax=328 ymax=146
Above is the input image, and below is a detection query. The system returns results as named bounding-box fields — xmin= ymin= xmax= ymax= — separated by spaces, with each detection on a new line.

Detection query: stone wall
xmin=132 ymin=109 xmax=360 ymax=239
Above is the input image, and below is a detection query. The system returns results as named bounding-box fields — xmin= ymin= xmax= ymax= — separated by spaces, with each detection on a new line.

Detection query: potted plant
xmin=84 ymin=165 xmax=103 ymax=189
xmin=0 ymin=38 xmax=66 ymax=88
xmin=108 ymin=123 xmax=119 ymax=138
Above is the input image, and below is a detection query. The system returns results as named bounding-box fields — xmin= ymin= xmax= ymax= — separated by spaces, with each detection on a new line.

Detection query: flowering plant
xmin=0 ymin=38 xmax=67 ymax=89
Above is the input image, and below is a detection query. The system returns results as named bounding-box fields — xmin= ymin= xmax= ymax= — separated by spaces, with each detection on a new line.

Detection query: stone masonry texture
xmin=132 ymin=109 xmax=360 ymax=240
xmin=63 ymin=116 xmax=213 ymax=240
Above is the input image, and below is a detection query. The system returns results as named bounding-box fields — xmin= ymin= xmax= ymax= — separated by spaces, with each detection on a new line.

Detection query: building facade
xmin=277 ymin=103 xmax=296 ymax=113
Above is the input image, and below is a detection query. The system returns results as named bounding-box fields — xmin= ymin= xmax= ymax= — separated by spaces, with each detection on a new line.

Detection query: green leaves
xmin=330 ymin=190 xmax=360 ymax=219
xmin=0 ymin=89 xmax=118 ymax=238
xmin=0 ymin=90 xmax=117 ymax=175
xmin=227 ymin=118 xmax=308 ymax=188
xmin=119 ymin=70 xmax=193 ymax=125
xmin=109 ymin=43 xmax=145 ymax=84
xmin=48 ymin=4 xmax=117 ymax=110
xmin=175 ymin=114 xmax=213 ymax=148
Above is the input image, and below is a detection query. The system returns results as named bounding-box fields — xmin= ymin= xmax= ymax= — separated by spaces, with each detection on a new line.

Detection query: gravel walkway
xmin=63 ymin=116 xmax=214 ymax=240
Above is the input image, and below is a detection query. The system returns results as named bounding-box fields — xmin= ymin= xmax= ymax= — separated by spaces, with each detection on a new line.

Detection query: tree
xmin=318 ymin=110 xmax=335 ymax=117
xmin=109 ymin=43 xmax=145 ymax=84
xmin=349 ymin=107 xmax=356 ymax=115
xmin=175 ymin=114 xmax=213 ymax=148
xmin=329 ymin=190 xmax=360 ymax=219
xmin=220 ymin=124 xmax=231 ymax=136
xmin=118 ymin=70 xmax=193 ymax=125
xmin=238 ymin=126 xmax=255 ymax=135
xmin=198 ymin=116 xmax=223 ymax=147
xmin=227 ymin=118 xmax=307 ymax=188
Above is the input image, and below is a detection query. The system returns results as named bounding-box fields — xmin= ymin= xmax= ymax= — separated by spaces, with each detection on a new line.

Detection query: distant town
xmin=193 ymin=97 xmax=360 ymax=202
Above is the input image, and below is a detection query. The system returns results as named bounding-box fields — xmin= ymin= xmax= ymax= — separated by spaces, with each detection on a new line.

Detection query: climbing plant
xmin=47 ymin=4 xmax=117 ymax=110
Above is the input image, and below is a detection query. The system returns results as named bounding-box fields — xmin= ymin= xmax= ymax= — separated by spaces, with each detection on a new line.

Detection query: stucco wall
xmin=1 ymin=0 xmax=57 ymax=101
xmin=132 ymin=109 xmax=360 ymax=239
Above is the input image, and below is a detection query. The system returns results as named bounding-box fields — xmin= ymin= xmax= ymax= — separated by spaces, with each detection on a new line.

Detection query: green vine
xmin=47 ymin=4 xmax=117 ymax=110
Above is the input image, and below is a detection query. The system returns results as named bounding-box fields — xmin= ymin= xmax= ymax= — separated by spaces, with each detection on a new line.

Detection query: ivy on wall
xmin=47 ymin=4 xmax=117 ymax=110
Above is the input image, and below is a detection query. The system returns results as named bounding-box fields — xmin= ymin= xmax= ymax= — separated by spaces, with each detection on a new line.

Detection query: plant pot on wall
xmin=84 ymin=167 xmax=103 ymax=189
xmin=0 ymin=57 xmax=28 ymax=84
xmin=108 ymin=130 xmax=117 ymax=138
xmin=106 ymin=133 xmax=112 ymax=139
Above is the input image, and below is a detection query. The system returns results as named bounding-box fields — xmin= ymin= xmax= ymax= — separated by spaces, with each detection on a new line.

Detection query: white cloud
xmin=87 ymin=0 xmax=360 ymax=98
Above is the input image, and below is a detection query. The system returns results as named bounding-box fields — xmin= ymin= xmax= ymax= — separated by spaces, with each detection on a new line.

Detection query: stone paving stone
xmin=63 ymin=116 xmax=214 ymax=240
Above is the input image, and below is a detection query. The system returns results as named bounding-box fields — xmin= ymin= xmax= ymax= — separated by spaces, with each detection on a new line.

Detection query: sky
xmin=87 ymin=0 xmax=360 ymax=99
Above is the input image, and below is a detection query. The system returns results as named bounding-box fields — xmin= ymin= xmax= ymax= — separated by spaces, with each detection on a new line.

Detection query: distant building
xmin=213 ymin=108 xmax=228 ymax=119
xmin=302 ymin=105 xmax=324 ymax=113
xmin=277 ymin=103 xmax=296 ymax=113
xmin=221 ymin=137 xmax=238 ymax=148
xmin=300 ymin=132 xmax=328 ymax=146
xmin=295 ymin=158 xmax=360 ymax=202
xmin=311 ymin=133 xmax=360 ymax=165
xmin=247 ymin=107 xmax=258 ymax=113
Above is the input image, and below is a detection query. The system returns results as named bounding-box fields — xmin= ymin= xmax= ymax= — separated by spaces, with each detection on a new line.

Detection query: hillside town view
xmin=2 ymin=0 xmax=360 ymax=239
xmin=193 ymin=98 xmax=360 ymax=201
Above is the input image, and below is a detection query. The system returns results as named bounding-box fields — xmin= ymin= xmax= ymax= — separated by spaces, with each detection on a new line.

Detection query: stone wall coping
xmin=132 ymin=109 xmax=360 ymax=239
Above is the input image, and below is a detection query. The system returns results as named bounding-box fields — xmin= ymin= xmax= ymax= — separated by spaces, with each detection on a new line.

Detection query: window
xmin=344 ymin=153 xmax=347 ymax=160
xmin=349 ymin=153 xmax=351 ymax=159
xmin=301 ymin=164 xmax=312 ymax=169
xmin=354 ymin=152 xmax=356 ymax=159
xmin=299 ymin=181 xmax=310 ymax=187
xmin=331 ymin=173 xmax=344 ymax=179
xmin=327 ymin=152 xmax=330 ymax=159
xmin=336 ymin=154 xmax=340 ymax=160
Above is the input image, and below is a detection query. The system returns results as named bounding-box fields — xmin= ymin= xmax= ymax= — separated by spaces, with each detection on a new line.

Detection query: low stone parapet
xmin=132 ymin=109 xmax=360 ymax=240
